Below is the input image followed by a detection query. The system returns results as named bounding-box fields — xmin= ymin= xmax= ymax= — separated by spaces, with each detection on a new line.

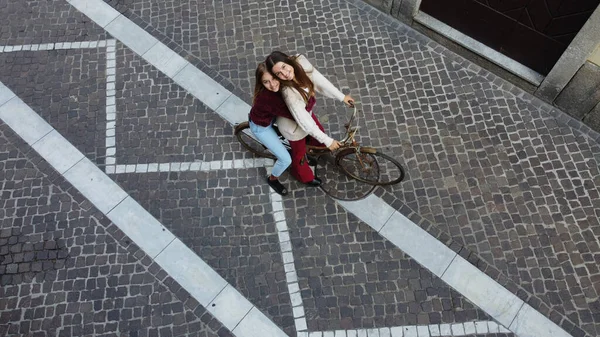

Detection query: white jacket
xmin=276 ymin=55 xmax=346 ymax=147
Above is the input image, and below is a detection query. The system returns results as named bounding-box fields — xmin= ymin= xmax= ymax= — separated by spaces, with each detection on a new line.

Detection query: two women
xmin=249 ymin=51 xmax=354 ymax=195
xmin=265 ymin=51 xmax=355 ymax=185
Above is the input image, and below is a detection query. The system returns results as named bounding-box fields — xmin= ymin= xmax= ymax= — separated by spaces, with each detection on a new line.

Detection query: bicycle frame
xmin=306 ymin=103 xmax=376 ymax=155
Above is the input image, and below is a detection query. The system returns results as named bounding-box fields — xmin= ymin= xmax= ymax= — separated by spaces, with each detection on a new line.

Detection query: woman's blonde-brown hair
xmin=265 ymin=51 xmax=315 ymax=103
xmin=253 ymin=63 xmax=270 ymax=104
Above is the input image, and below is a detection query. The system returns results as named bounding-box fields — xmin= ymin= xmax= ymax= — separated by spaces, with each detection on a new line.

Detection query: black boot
xmin=305 ymin=177 xmax=322 ymax=187
xmin=267 ymin=176 xmax=288 ymax=196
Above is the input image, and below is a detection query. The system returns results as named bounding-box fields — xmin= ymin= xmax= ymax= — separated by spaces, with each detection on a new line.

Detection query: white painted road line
xmin=155 ymin=239 xmax=228 ymax=306
xmin=207 ymin=284 xmax=254 ymax=332
xmin=63 ymin=157 xmax=129 ymax=214
xmin=0 ymin=97 xmax=53 ymax=146
xmin=142 ymin=42 xmax=189 ymax=78
xmin=106 ymin=196 xmax=176 ymax=259
xmin=270 ymin=190 xmax=307 ymax=332
xmin=104 ymin=15 xmax=158 ymax=56
xmin=32 ymin=130 xmax=85 ymax=175
xmin=380 ymin=211 xmax=456 ymax=277
xmin=67 ymin=0 xmax=120 ymax=27
xmin=172 ymin=63 xmax=231 ymax=111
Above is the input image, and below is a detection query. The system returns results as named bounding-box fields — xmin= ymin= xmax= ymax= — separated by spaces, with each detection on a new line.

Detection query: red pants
xmin=288 ymin=114 xmax=326 ymax=183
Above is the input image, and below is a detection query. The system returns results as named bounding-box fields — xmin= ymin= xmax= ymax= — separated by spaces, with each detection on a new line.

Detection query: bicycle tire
xmin=336 ymin=149 xmax=405 ymax=186
xmin=335 ymin=148 xmax=380 ymax=185
xmin=234 ymin=122 xmax=276 ymax=160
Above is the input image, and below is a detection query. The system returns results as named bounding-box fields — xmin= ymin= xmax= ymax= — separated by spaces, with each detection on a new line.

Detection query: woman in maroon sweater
xmin=249 ymin=63 xmax=296 ymax=195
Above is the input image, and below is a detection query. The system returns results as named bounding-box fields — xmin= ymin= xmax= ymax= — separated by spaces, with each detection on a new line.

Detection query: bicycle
xmin=234 ymin=103 xmax=405 ymax=187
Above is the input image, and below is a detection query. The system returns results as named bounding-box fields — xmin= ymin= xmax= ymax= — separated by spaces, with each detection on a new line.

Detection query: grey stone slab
xmin=63 ymin=157 xmax=128 ymax=214
xmin=233 ymin=306 xmax=288 ymax=337
xmin=172 ymin=64 xmax=230 ymax=111
xmin=0 ymin=97 xmax=52 ymax=146
xmin=0 ymin=82 xmax=16 ymax=106
xmin=106 ymin=196 xmax=176 ymax=259
xmin=215 ymin=94 xmax=251 ymax=125
xmin=155 ymin=239 xmax=228 ymax=306
xmin=337 ymin=194 xmax=395 ymax=231
xmin=142 ymin=42 xmax=189 ymax=78
xmin=510 ymin=304 xmax=572 ymax=337
xmin=207 ymin=284 xmax=253 ymax=331
xmin=583 ymin=100 xmax=600 ymax=132
xmin=555 ymin=61 xmax=600 ymax=118
xmin=105 ymin=15 xmax=158 ymax=55
xmin=32 ymin=130 xmax=85 ymax=174
xmin=537 ymin=5 xmax=600 ymax=101
xmin=379 ymin=211 xmax=456 ymax=277
xmin=441 ymin=256 xmax=524 ymax=329
xmin=68 ymin=0 xmax=120 ymax=28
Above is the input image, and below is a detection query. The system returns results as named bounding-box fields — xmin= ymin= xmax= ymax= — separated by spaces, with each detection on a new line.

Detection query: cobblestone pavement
xmin=90 ymin=0 xmax=600 ymax=336
xmin=114 ymin=45 xmax=247 ymax=165
xmin=112 ymin=170 xmax=296 ymax=336
xmin=0 ymin=0 xmax=107 ymax=45
xmin=0 ymin=47 xmax=108 ymax=165
xmin=1 ymin=0 xmax=599 ymax=336
xmin=284 ymin=190 xmax=494 ymax=331
xmin=0 ymin=121 xmax=231 ymax=337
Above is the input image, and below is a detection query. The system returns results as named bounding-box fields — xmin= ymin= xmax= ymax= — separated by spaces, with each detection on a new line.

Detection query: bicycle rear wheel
xmin=234 ymin=122 xmax=276 ymax=160
xmin=336 ymin=149 xmax=405 ymax=186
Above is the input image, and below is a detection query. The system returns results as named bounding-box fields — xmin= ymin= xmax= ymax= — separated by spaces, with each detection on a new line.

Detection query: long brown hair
xmin=265 ymin=51 xmax=315 ymax=103
xmin=253 ymin=63 xmax=270 ymax=104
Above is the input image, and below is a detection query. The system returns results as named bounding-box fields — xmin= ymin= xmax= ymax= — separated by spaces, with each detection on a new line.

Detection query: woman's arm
xmin=311 ymin=67 xmax=346 ymax=101
xmin=282 ymin=87 xmax=334 ymax=147
xmin=296 ymin=55 xmax=345 ymax=101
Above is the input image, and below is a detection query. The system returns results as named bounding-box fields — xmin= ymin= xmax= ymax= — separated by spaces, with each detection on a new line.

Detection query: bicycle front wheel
xmin=234 ymin=122 xmax=276 ymax=160
xmin=336 ymin=149 xmax=405 ymax=186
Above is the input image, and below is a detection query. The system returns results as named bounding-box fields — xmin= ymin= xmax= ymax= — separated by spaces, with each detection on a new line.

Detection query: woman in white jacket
xmin=265 ymin=51 xmax=355 ymax=185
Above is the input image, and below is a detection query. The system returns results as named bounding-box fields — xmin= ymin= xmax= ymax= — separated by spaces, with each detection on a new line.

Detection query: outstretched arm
xmin=281 ymin=87 xmax=334 ymax=148
xmin=295 ymin=55 xmax=353 ymax=105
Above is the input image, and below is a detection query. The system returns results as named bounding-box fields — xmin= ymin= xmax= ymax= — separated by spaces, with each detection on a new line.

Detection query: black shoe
xmin=305 ymin=177 xmax=322 ymax=187
xmin=267 ymin=176 xmax=288 ymax=196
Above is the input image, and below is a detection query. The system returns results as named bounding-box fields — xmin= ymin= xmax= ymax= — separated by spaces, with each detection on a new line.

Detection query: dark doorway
xmin=420 ymin=0 xmax=600 ymax=75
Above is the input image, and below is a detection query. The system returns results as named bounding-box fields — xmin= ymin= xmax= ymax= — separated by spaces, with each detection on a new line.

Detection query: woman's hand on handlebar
xmin=343 ymin=95 xmax=355 ymax=108
xmin=328 ymin=140 xmax=342 ymax=151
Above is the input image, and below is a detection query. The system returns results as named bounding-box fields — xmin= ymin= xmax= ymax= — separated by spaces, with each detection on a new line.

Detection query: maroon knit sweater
xmin=249 ymin=90 xmax=294 ymax=126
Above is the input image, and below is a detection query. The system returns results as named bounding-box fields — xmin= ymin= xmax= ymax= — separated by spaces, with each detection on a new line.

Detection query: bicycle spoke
xmin=337 ymin=152 xmax=380 ymax=184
